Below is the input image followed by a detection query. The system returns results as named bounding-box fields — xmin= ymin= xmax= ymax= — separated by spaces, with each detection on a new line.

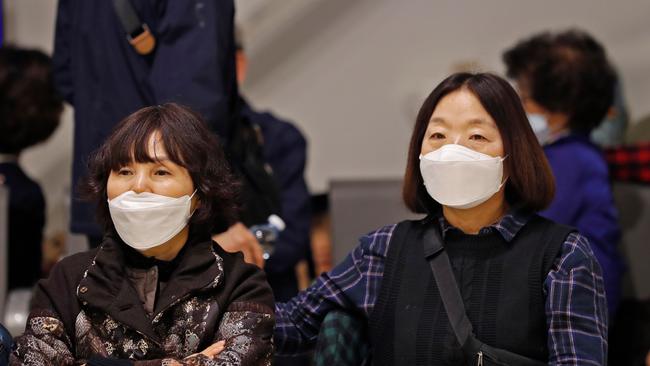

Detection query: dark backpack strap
xmin=225 ymin=114 xmax=281 ymax=228
xmin=112 ymin=0 xmax=156 ymax=55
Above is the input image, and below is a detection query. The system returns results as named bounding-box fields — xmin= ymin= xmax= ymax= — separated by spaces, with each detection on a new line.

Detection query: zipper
xmin=477 ymin=351 xmax=483 ymax=366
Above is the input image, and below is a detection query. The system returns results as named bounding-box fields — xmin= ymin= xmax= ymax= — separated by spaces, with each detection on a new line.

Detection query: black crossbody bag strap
xmin=423 ymin=226 xmax=546 ymax=366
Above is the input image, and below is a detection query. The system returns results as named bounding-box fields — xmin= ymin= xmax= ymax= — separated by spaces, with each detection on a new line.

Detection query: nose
xmin=131 ymin=171 xmax=151 ymax=194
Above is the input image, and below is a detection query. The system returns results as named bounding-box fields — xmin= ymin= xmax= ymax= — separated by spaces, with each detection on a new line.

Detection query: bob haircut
xmin=403 ymin=72 xmax=555 ymax=214
xmin=82 ymin=103 xmax=239 ymax=234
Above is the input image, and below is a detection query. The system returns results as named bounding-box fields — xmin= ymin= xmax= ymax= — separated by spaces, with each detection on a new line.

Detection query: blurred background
xmin=5 ymin=0 xmax=650 ymax=240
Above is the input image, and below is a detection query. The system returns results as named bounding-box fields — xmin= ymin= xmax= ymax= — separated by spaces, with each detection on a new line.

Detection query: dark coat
xmin=10 ymin=231 xmax=275 ymax=365
xmin=52 ymin=0 xmax=238 ymax=236
xmin=242 ymin=101 xmax=311 ymax=302
xmin=0 ymin=161 xmax=45 ymax=290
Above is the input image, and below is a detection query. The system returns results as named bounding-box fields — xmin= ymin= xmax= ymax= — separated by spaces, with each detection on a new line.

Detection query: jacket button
xmin=79 ymin=286 xmax=88 ymax=294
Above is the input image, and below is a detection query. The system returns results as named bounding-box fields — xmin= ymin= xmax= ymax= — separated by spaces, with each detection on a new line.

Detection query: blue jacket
xmin=53 ymin=0 xmax=237 ymax=236
xmin=242 ymin=101 xmax=311 ymax=302
xmin=541 ymin=134 xmax=623 ymax=313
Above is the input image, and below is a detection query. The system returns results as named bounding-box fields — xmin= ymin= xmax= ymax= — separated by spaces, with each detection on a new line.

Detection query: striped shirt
xmin=275 ymin=211 xmax=608 ymax=365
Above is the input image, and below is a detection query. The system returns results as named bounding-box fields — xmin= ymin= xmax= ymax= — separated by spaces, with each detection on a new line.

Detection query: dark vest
xmin=369 ymin=215 xmax=571 ymax=365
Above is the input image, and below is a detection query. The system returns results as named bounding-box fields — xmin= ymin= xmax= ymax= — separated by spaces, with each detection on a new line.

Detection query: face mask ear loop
xmin=188 ymin=189 xmax=199 ymax=217
xmin=499 ymin=155 xmax=509 ymax=187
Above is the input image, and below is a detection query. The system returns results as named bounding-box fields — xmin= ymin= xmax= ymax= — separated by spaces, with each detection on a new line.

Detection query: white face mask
xmin=527 ymin=113 xmax=550 ymax=145
xmin=108 ymin=190 xmax=197 ymax=250
xmin=419 ymin=144 xmax=506 ymax=209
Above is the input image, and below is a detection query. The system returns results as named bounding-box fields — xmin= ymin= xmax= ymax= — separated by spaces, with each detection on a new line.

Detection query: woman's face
xmin=421 ymin=88 xmax=504 ymax=158
xmin=107 ymin=131 xmax=197 ymax=204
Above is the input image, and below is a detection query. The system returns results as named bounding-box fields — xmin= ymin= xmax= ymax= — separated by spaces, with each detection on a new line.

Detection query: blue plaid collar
xmin=437 ymin=206 xmax=534 ymax=243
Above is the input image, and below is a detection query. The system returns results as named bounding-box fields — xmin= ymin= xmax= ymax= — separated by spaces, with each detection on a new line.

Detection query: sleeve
xmin=274 ymin=225 xmax=394 ymax=355
xmin=541 ymin=148 xmax=622 ymax=312
xmin=51 ymin=0 xmax=75 ymax=104
xmin=210 ymin=266 xmax=275 ymax=365
xmin=10 ymin=263 xmax=79 ymax=365
xmin=262 ymin=121 xmax=311 ymax=275
xmin=544 ymin=232 xmax=608 ymax=366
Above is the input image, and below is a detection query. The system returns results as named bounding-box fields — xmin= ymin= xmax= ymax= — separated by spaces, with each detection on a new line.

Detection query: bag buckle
xmin=127 ymin=23 xmax=156 ymax=55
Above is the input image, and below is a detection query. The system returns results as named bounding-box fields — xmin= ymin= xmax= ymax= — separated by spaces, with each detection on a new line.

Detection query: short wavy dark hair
xmin=81 ymin=103 xmax=240 ymax=234
xmin=403 ymin=73 xmax=555 ymax=214
xmin=503 ymin=29 xmax=616 ymax=133
xmin=0 ymin=46 xmax=63 ymax=153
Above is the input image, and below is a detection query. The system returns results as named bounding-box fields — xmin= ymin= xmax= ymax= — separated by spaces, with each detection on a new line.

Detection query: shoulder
xmin=546 ymin=136 xmax=608 ymax=176
xmin=47 ymin=249 xmax=99 ymax=285
xmin=553 ymin=232 xmax=603 ymax=275
xmin=253 ymin=111 xmax=307 ymax=148
xmin=356 ymin=223 xmax=399 ymax=259
xmin=211 ymin=243 xmax=275 ymax=312
xmin=30 ymin=248 xmax=99 ymax=311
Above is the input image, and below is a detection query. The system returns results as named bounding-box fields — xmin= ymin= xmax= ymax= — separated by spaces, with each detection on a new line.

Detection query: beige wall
xmin=4 ymin=0 xmax=650 ymax=236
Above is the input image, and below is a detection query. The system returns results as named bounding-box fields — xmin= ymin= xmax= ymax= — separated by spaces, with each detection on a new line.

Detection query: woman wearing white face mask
xmin=11 ymin=103 xmax=275 ymax=365
xmin=273 ymin=73 xmax=607 ymax=365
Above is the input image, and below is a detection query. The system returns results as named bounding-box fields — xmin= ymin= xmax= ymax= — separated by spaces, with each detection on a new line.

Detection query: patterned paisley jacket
xmin=10 ymin=232 xmax=275 ymax=365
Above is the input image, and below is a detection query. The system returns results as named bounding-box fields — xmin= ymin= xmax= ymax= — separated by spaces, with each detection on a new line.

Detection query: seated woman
xmin=274 ymin=73 xmax=607 ymax=365
xmin=10 ymin=103 xmax=275 ymax=365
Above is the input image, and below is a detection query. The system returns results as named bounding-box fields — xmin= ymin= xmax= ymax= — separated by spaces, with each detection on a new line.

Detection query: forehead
xmin=428 ymin=89 xmax=497 ymax=129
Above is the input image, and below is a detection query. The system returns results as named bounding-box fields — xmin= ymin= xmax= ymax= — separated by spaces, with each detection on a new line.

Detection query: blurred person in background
xmin=591 ymin=77 xmax=629 ymax=148
xmin=223 ymin=26 xmax=312 ymax=366
xmin=503 ymin=29 xmax=624 ymax=314
xmin=10 ymin=104 xmax=274 ymax=365
xmin=0 ymin=46 xmax=63 ymax=290
xmin=214 ymin=29 xmax=311 ymax=303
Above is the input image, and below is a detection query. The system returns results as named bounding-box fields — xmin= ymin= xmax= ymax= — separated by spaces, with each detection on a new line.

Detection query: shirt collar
xmin=437 ymin=206 xmax=533 ymax=243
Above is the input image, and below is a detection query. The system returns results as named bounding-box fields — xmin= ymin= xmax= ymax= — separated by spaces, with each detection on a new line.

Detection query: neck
xmin=141 ymin=226 xmax=189 ymax=261
xmin=442 ymin=191 xmax=508 ymax=235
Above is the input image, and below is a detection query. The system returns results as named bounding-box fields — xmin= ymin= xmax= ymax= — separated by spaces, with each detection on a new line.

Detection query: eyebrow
xmin=467 ymin=118 xmax=494 ymax=127
xmin=429 ymin=117 xmax=494 ymax=127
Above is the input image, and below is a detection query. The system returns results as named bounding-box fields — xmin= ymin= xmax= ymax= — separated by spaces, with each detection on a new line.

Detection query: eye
xmin=430 ymin=132 xmax=446 ymax=139
xmin=117 ymin=167 xmax=133 ymax=176
xmin=469 ymin=134 xmax=487 ymax=141
xmin=154 ymin=169 xmax=171 ymax=176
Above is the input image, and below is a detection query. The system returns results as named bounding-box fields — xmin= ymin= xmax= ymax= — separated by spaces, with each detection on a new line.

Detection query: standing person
xmin=0 ymin=46 xmax=63 ymax=290
xmin=274 ymin=73 xmax=607 ymax=365
xmin=10 ymin=104 xmax=275 ymax=365
xmin=503 ymin=29 xmax=624 ymax=314
xmin=216 ymin=32 xmax=311 ymax=303
xmin=53 ymin=0 xmax=240 ymax=246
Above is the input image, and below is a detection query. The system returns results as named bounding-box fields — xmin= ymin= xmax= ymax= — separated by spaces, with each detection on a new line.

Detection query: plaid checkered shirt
xmin=605 ymin=142 xmax=650 ymax=184
xmin=275 ymin=210 xmax=608 ymax=365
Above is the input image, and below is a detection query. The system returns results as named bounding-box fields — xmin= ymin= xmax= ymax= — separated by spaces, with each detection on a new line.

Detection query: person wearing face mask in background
xmin=503 ymin=29 xmax=623 ymax=316
xmin=273 ymin=73 xmax=607 ymax=365
xmin=10 ymin=104 xmax=274 ymax=365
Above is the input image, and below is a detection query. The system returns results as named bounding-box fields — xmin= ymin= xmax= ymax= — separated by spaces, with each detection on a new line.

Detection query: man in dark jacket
xmin=53 ymin=0 xmax=239 ymax=242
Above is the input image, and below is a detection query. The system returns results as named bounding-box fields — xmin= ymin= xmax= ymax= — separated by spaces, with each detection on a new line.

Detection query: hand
xmin=213 ymin=222 xmax=265 ymax=268
xmin=199 ymin=340 xmax=226 ymax=358
xmin=166 ymin=341 xmax=225 ymax=365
